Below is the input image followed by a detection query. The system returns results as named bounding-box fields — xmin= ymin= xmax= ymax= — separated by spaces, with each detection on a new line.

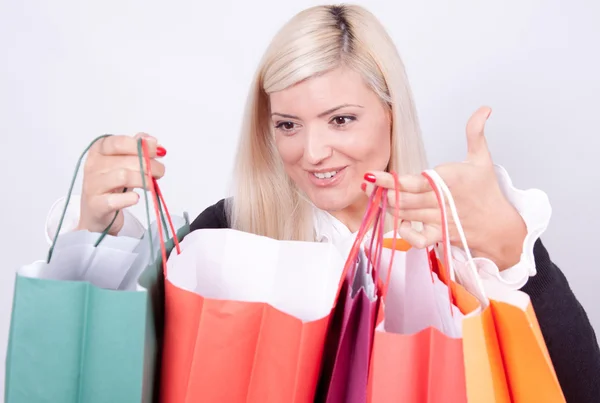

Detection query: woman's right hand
xmin=77 ymin=133 xmax=166 ymax=235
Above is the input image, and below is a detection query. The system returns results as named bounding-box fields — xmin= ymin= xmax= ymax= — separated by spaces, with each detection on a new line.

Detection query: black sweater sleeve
xmin=188 ymin=200 xmax=600 ymax=401
xmin=521 ymin=240 xmax=600 ymax=402
xmin=189 ymin=198 xmax=229 ymax=231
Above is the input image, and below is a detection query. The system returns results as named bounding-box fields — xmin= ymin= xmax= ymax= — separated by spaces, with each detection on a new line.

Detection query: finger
xmin=88 ymin=191 xmax=140 ymax=216
xmin=466 ymin=106 xmax=493 ymax=165
xmin=396 ymin=208 xmax=441 ymax=224
xmin=94 ymin=134 xmax=159 ymax=157
xmin=88 ymin=169 xmax=155 ymax=194
xmin=362 ymin=181 xmax=437 ymax=209
xmin=94 ymin=156 xmax=166 ymax=178
xmin=396 ymin=191 xmax=438 ymax=210
xmin=363 ymin=171 xmax=431 ymax=193
xmin=398 ymin=221 xmax=442 ymax=249
xmin=397 ymin=174 xmax=431 ymax=193
xmin=135 ymin=132 xmax=167 ymax=157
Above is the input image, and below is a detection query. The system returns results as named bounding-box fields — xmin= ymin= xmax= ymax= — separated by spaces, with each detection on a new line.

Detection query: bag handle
xmin=366 ymin=190 xmax=387 ymax=284
xmin=347 ymin=171 xmax=401 ymax=301
xmin=136 ymin=138 xmax=181 ymax=278
xmin=379 ymin=171 xmax=400 ymax=299
xmin=376 ymin=171 xmax=457 ymax=314
xmin=421 ymin=171 xmax=457 ymax=314
xmin=422 ymin=169 xmax=488 ymax=306
xmin=336 ymin=186 xmax=386 ymax=296
xmin=363 ymin=191 xmax=385 ymax=276
xmin=47 ymin=134 xmax=124 ymax=263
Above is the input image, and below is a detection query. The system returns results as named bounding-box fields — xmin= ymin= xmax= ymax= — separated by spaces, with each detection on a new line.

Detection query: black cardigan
xmin=190 ymin=199 xmax=600 ymax=402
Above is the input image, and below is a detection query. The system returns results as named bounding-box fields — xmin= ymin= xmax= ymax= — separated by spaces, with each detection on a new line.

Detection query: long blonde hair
xmin=228 ymin=4 xmax=428 ymax=241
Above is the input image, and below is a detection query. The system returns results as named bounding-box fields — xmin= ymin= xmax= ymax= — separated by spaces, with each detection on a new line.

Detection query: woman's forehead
xmin=269 ymin=67 xmax=378 ymax=116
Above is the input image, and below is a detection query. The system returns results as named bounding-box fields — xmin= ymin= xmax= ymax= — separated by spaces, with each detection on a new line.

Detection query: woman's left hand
xmin=362 ymin=106 xmax=527 ymax=271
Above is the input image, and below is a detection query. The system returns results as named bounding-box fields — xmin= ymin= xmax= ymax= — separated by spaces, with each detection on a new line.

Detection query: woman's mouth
xmin=308 ymin=166 xmax=348 ymax=187
xmin=313 ymin=170 xmax=339 ymax=179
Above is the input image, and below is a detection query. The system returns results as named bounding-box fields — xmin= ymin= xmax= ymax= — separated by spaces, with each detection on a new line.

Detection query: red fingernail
xmin=157 ymin=146 xmax=167 ymax=157
xmin=361 ymin=182 xmax=367 ymax=191
xmin=364 ymin=173 xmax=376 ymax=183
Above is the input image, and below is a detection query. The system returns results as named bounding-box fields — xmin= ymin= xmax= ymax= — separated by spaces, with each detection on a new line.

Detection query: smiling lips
xmin=313 ymin=170 xmax=338 ymax=179
xmin=307 ymin=166 xmax=348 ymax=187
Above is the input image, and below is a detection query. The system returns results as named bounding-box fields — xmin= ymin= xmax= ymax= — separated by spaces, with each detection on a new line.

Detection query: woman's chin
xmin=307 ymin=190 xmax=359 ymax=213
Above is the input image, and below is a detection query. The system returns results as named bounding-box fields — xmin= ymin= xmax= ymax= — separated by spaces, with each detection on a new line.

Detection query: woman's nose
xmin=304 ymin=130 xmax=333 ymax=165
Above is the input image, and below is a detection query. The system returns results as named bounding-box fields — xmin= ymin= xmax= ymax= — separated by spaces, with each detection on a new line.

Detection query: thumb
xmin=466 ymin=106 xmax=493 ymax=164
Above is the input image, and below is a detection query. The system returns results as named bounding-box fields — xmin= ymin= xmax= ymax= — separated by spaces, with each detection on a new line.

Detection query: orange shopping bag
xmin=366 ymin=174 xmax=476 ymax=403
xmin=423 ymin=169 xmax=565 ymax=403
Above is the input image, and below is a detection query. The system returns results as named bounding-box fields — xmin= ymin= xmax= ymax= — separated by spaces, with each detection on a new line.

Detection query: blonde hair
xmin=228 ymin=4 xmax=428 ymax=241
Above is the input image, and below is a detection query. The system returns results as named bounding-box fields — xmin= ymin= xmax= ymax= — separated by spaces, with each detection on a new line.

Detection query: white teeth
xmin=313 ymin=171 xmax=338 ymax=179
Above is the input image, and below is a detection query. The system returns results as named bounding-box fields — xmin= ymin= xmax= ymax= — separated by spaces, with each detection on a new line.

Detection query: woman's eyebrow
xmin=271 ymin=112 xmax=300 ymax=119
xmin=317 ymin=103 xmax=363 ymax=118
xmin=271 ymin=104 xmax=364 ymax=120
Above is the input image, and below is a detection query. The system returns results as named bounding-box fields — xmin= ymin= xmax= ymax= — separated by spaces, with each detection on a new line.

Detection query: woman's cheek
xmin=275 ymin=136 xmax=304 ymax=165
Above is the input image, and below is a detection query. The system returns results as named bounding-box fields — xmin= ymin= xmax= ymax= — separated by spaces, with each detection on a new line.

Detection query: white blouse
xmin=45 ymin=165 xmax=551 ymax=290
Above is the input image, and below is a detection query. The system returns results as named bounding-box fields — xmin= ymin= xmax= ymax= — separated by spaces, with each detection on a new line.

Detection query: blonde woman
xmin=45 ymin=4 xmax=599 ymax=401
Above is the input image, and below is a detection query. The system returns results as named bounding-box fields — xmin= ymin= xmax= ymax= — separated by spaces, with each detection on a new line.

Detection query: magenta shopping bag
xmin=326 ymin=261 xmax=378 ymax=403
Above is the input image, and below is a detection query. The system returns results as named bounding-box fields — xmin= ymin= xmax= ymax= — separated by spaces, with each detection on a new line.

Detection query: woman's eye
xmin=331 ymin=116 xmax=356 ymax=126
xmin=275 ymin=121 xmax=297 ymax=131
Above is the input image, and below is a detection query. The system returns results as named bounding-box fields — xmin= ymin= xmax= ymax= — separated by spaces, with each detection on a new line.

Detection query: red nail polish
xmin=157 ymin=146 xmax=167 ymax=157
xmin=361 ymin=182 xmax=367 ymax=191
xmin=364 ymin=173 xmax=376 ymax=183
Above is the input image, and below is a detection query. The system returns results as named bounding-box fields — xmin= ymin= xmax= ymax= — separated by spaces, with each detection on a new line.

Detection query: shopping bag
xmin=366 ymin=173 xmax=474 ymax=403
xmin=423 ymin=169 xmax=565 ymax=403
xmin=153 ymin=187 xmax=346 ymax=400
xmin=5 ymin=136 xmax=185 ymax=403
xmin=322 ymin=249 xmax=377 ymax=403
xmin=318 ymin=190 xmax=388 ymax=403
xmin=160 ymin=233 xmax=345 ymax=402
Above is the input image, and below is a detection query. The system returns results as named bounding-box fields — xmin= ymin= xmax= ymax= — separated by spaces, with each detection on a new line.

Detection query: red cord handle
xmin=141 ymin=139 xmax=181 ymax=278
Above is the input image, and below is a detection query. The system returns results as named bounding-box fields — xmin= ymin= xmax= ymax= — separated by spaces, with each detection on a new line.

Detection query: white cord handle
xmin=423 ymin=169 xmax=489 ymax=305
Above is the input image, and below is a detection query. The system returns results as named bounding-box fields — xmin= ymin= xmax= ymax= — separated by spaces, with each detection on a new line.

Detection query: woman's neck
xmin=328 ymin=197 xmax=369 ymax=233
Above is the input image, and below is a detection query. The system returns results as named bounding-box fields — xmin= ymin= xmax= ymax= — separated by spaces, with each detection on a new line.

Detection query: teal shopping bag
xmin=5 ymin=136 xmax=189 ymax=403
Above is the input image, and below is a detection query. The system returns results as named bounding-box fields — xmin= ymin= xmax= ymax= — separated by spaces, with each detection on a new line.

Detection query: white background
xmin=1 ymin=0 xmax=599 ymax=397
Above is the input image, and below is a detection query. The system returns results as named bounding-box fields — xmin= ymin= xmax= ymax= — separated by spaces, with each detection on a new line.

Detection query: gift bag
xmin=366 ymin=173 xmax=476 ymax=403
xmin=5 ymin=137 xmax=185 ymax=403
xmin=157 ymin=198 xmax=346 ymax=400
xmin=424 ymin=169 xmax=565 ymax=403
xmin=318 ymin=189 xmax=388 ymax=403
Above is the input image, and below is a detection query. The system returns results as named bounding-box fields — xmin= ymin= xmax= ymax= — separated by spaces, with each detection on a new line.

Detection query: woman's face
xmin=270 ymin=67 xmax=392 ymax=216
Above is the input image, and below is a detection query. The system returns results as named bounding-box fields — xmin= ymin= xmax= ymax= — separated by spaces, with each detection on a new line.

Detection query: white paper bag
xmin=377 ymin=246 xmax=464 ymax=337
xmin=20 ymin=215 xmax=188 ymax=290
xmin=166 ymin=228 xmax=345 ymax=322
xmin=20 ymin=231 xmax=140 ymax=289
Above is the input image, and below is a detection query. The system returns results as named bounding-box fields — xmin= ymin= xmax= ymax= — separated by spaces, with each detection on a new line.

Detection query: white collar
xmin=312 ymin=206 xmax=361 ymax=255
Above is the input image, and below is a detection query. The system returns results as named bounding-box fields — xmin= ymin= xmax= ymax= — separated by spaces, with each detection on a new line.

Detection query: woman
xmin=46 ymin=4 xmax=599 ymax=401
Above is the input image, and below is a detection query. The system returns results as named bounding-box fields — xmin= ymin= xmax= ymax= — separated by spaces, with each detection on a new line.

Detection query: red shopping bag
xmin=366 ymin=259 xmax=469 ymax=402
xmin=159 ymin=234 xmax=346 ymax=402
